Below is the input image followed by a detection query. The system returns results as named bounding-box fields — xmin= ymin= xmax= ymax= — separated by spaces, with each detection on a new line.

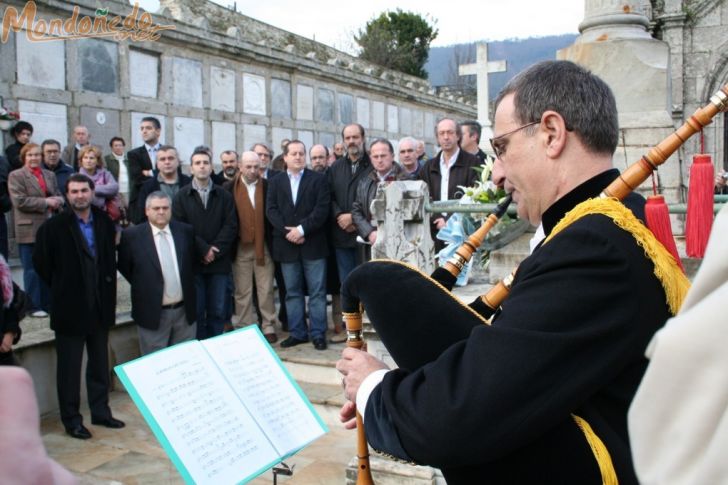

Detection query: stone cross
xmin=458 ymin=42 xmax=507 ymax=143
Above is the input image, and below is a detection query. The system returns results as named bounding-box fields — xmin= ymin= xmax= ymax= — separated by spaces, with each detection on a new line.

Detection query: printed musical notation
xmin=115 ymin=328 xmax=327 ymax=485
xmin=203 ymin=330 xmax=325 ymax=456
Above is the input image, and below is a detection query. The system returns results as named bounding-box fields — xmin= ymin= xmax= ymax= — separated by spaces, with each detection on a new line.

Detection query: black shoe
xmin=313 ymin=338 xmax=327 ymax=350
xmin=65 ymin=424 xmax=92 ymax=440
xmin=280 ymin=336 xmax=308 ymax=348
xmin=91 ymin=416 xmax=126 ymax=429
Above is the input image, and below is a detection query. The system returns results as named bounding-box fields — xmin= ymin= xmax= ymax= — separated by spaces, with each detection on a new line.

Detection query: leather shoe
xmin=66 ymin=424 xmax=92 ymax=440
xmin=280 ymin=336 xmax=308 ymax=348
xmin=91 ymin=416 xmax=126 ymax=429
xmin=264 ymin=332 xmax=278 ymax=344
xmin=313 ymin=338 xmax=327 ymax=351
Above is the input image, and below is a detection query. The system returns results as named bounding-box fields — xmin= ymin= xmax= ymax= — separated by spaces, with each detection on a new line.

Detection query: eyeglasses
xmin=489 ymin=121 xmax=540 ymax=159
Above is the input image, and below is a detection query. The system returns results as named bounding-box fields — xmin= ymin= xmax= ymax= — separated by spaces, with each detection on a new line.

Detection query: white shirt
xmin=145 ymin=142 xmax=161 ymax=162
xmin=287 ymin=170 xmax=305 ymax=236
xmin=439 ymin=148 xmax=459 ymax=202
xmin=114 ymin=153 xmax=129 ymax=196
xmin=151 ymin=224 xmax=183 ymax=305
xmin=244 ymin=178 xmax=258 ymax=208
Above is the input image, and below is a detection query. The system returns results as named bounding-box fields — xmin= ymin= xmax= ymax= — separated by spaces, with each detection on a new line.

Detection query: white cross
xmin=458 ymin=42 xmax=507 ymax=146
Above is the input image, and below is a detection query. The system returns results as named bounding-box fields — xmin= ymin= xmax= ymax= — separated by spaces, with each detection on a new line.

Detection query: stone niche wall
xmin=654 ymin=0 xmax=728 ymax=181
xmin=0 ymin=0 xmax=476 ymax=168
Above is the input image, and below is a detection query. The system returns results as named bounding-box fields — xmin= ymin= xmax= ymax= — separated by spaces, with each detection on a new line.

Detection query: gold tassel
xmin=572 ymin=414 xmax=619 ymax=485
xmin=545 ymin=198 xmax=690 ymax=315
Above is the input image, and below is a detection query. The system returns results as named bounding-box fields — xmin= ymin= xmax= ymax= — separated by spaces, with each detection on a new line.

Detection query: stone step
xmin=277 ymin=340 xmax=346 ymax=387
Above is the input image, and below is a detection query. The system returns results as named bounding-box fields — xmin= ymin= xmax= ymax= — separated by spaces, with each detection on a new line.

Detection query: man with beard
xmin=134 ymin=146 xmax=191 ymax=224
xmin=309 ymin=144 xmax=329 ymax=173
xmin=34 ymin=174 xmax=123 ymax=440
xmin=213 ymin=150 xmax=239 ymax=185
xmin=327 ymin=124 xmax=372 ymax=288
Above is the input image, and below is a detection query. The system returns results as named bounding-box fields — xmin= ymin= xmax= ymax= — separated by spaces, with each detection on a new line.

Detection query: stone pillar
xmin=370 ymin=181 xmax=435 ymax=274
xmin=558 ymin=1 xmax=683 ymax=209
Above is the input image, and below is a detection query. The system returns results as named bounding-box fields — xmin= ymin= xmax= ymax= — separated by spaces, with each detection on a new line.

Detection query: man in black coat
xmin=327 ymin=124 xmax=372 ymax=291
xmin=127 ymin=116 xmax=162 ymax=223
xmin=118 ymin=192 xmax=197 ymax=355
xmin=173 ymin=148 xmax=237 ymax=339
xmin=338 ymin=61 xmax=685 ymax=484
xmin=133 ymin=145 xmax=191 ymax=224
xmin=266 ymin=140 xmax=330 ymax=351
xmin=33 ymin=174 xmax=124 ymax=440
xmin=420 ymin=118 xmax=480 ymax=250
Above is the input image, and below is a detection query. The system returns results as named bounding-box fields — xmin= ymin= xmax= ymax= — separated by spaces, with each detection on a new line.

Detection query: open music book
xmin=115 ymin=326 xmax=328 ymax=484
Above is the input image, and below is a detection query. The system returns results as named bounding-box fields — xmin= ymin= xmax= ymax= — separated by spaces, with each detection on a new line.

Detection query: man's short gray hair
xmin=145 ymin=191 xmax=172 ymax=208
xmin=494 ymin=60 xmax=618 ymax=155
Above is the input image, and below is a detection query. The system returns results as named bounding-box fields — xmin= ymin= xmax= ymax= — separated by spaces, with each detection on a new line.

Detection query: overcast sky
xmin=137 ymin=1 xmax=584 ymax=52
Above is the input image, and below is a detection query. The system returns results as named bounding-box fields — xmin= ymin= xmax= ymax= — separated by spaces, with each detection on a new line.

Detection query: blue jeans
xmin=334 ymin=247 xmax=358 ymax=288
xmin=281 ymin=258 xmax=327 ymax=341
xmin=195 ymin=273 xmax=229 ymax=340
xmin=19 ymin=243 xmax=50 ymax=312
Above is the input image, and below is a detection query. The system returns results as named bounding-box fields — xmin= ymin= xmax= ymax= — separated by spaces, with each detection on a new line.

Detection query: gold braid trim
xmin=572 ymin=414 xmax=619 ymax=485
xmin=544 ymin=198 xmax=690 ymax=316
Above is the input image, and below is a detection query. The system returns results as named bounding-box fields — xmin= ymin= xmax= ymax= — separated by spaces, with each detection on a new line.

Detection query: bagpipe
xmin=343 ymin=84 xmax=728 ymax=484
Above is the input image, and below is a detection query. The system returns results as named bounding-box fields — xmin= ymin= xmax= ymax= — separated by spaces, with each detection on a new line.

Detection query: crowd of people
xmin=0 ymin=112 xmax=490 ymax=439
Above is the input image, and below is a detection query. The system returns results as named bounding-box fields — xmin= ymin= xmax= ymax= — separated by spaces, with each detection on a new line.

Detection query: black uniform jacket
xmin=33 ymin=207 xmax=117 ymax=336
xmin=363 ymin=169 xmax=671 ymax=485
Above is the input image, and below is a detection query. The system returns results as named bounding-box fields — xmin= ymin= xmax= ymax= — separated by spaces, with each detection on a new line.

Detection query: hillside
xmin=425 ymin=34 xmax=578 ymax=99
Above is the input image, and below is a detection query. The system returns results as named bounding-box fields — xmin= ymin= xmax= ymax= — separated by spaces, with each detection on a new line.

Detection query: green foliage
xmin=355 ymin=9 xmax=438 ymax=79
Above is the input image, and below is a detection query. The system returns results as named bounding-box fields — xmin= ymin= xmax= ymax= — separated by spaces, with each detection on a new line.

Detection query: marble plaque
xmin=130 ymin=112 xmax=167 ymax=148
xmin=210 ymin=66 xmax=236 ymax=112
xmin=424 ymin=113 xmax=435 ymax=138
xmin=172 ymin=57 xmax=203 ymax=108
xmin=356 ymin=97 xmax=370 ymax=128
xmin=80 ymin=107 xmax=120 ymax=155
xmin=78 ymin=39 xmax=118 ymax=94
xmin=243 ymin=73 xmax=266 ymax=115
xmin=372 ymin=101 xmax=385 ymax=131
xmin=16 ymin=33 xmax=65 ymax=89
xmin=129 ymin=49 xmax=159 ymax=98
xmin=17 ymin=100 xmax=67 ymax=147
xmin=272 ymin=127 xmax=293 ymax=155
xmin=317 ymin=88 xmax=335 ymax=123
xmin=297 ymin=130 xmax=314 ymax=156
xmin=339 ymin=94 xmax=353 ymax=125
xmin=400 ymin=108 xmax=412 ymax=136
xmin=212 ymin=121 xmax=236 ymax=161
xmin=319 ymin=132 xmax=335 ymax=149
xmin=173 ymin=117 xmax=204 ymax=165
xmin=243 ymin=124 xmax=267 ymax=153
xmin=387 ymin=105 xmax=399 ymax=133
xmin=296 ymin=84 xmax=313 ymax=121
xmin=271 ymin=79 xmax=292 ymax=118
xmin=412 ymin=109 xmax=424 ymax=138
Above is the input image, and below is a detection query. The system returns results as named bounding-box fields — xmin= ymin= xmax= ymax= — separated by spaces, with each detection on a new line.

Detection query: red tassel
xmin=645 ymin=195 xmax=684 ymax=270
xmin=685 ymin=154 xmax=714 ymax=258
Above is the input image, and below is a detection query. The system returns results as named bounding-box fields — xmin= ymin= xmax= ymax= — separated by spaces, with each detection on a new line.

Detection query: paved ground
xmin=35 ymin=276 xmax=492 ymax=484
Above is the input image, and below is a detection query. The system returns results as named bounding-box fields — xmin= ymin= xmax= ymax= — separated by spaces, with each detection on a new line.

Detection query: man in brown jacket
xmin=226 ymin=151 xmax=278 ymax=343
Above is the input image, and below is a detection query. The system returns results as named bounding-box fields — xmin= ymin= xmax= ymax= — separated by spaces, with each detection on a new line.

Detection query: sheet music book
xmin=114 ymin=326 xmax=328 ymax=484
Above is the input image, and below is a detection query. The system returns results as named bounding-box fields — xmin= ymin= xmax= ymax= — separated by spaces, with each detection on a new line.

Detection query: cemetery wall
xmin=0 ymin=0 xmax=476 ymax=166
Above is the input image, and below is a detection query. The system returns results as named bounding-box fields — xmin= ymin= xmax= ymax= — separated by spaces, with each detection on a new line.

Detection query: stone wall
xmin=0 ymin=0 xmax=476 ymax=166
xmin=654 ymin=0 xmax=728 ymax=183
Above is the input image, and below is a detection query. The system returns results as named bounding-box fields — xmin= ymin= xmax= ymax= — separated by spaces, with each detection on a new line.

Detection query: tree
xmin=355 ymin=10 xmax=438 ymax=79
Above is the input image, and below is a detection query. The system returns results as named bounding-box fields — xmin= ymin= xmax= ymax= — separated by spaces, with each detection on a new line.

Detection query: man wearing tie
xmin=118 ymin=191 xmax=197 ymax=355
xmin=127 ymin=117 xmax=162 ymax=223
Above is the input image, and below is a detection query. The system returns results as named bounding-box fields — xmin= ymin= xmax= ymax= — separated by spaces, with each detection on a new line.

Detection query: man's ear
xmin=540 ymin=110 xmax=568 ymax=158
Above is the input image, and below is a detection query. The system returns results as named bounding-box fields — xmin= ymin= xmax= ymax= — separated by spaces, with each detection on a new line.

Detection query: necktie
xmin=158 ymin=230 xmax=181 ymax=302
